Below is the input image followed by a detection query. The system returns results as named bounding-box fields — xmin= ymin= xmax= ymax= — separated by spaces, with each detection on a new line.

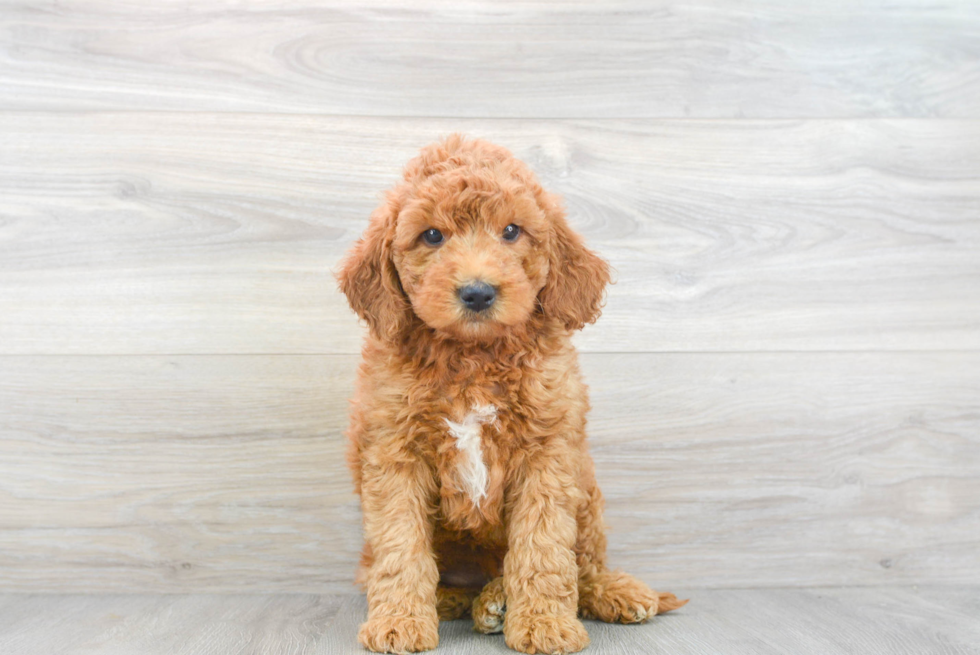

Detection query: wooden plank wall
xmin=0 ymin=1 xmax=978 ymax=593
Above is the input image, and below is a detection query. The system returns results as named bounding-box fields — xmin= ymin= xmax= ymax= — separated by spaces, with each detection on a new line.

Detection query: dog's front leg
xmin=503 ymin=451 xmax=590 ymax=654
xmin=357 ymin=453 xmax=440 ymax=654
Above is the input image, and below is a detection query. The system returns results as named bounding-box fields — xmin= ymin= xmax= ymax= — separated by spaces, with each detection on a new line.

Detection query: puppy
xmin=338 ymin=135 xmax=685 ymax=654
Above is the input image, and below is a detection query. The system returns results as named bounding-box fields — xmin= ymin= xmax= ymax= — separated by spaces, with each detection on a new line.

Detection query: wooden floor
xmin=1 ymin=0 xmax=979 ymax=652
xmin=2 ymin=588 xmax=979 ymax=655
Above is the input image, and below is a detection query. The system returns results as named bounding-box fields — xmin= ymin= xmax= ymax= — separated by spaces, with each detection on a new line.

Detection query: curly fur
xmin=338 ymin=135 xmax=686 ymax=654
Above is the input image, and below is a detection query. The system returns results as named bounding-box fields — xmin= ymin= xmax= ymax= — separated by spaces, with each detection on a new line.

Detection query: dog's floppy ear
xmin=537 ymin=193 xmax=612 ymax=331
xmin=338 ymin=193 xmax=412 ymax=340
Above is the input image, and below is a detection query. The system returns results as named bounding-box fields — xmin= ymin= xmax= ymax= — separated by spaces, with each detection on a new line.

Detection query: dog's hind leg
xmin=436 ymin=585 xmax=479 ymax=621
xmin=574 ymin=458 xmax=688 ymax=623
xmin=471 ymin=576 xmax=506 ymax=633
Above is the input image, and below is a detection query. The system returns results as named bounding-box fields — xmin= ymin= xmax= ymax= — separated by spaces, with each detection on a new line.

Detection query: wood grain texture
xmin=0 ymin=594 xmax=344 ymax=655
xmin=1 ymin=588 xmax=978 ymax=655
xmin=1 ymin=1 xmax=978 ymax=117
xmin=321 ymin=588 xmax=980 ymax=655
xmin=1 ymin=353 xmax=976 ymax=592
xmin=0 ymin=356 xmax=361 ymax=593
xmin=2 ymin=115 xmax=978 ymax=354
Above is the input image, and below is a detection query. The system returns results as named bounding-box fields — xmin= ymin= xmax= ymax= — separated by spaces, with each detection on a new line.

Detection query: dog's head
xmin=338 ymin=135 xmax=611 ymax=343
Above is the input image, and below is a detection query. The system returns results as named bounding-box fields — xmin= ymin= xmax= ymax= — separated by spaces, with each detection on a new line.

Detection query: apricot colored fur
xmin=339 ymin=135 xmax=686 ymax=654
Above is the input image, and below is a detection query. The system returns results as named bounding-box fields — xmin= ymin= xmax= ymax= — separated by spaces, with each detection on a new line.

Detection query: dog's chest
xmin=442 ymin=404 xmax=497 ymax=507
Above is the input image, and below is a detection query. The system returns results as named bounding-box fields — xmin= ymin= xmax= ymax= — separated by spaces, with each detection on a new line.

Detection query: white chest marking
xmin=444 ymin=405 xmax=497 ymax=507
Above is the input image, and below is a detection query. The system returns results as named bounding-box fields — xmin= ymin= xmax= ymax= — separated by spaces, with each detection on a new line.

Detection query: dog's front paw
xmin=579 ymin=570 xmax=687 ymax=624
xmin=504 ymin=610 xmax=589 ymax=654
xmin=358 ymin=612 xmax=439 ymax=653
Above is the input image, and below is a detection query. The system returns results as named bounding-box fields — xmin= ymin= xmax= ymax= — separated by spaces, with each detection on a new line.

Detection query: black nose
xmin=458 ymin=281 xmax=497 ymax=312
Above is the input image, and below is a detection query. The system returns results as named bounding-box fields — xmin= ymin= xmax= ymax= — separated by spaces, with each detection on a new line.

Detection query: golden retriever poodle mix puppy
xmin=338 ymin=135 xmax=685 ymax=654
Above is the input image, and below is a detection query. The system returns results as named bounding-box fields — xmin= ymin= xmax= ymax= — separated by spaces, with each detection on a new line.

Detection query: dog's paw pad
xmin=472 ymin=577 xmax=507 ymax=634
xmin=579 ymin=571 xmax=661 ymax=624
xmin=478 ymin=603 xmax=504 ymax=633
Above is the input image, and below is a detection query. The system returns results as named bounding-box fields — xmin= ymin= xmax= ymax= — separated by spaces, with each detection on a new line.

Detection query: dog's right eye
xmin=421 ymin=228 xmax=444 ymax=246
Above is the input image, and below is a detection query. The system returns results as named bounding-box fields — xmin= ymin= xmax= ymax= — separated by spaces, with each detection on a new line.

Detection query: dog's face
xmin=339 ymin=136 xmax=610 ymax=343
xmin=390 ymin=169 xmax=551 ymax=342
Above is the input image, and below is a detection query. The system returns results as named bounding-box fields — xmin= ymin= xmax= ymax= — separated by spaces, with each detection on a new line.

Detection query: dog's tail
xmin=656 ymin=592 xmax=689 ymax=614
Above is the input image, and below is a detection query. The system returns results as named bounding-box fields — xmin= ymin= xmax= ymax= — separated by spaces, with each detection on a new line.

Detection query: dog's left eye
xmin=421 ymin=228 xmax=444 ymax=246
xmin=502 ymin=224 xmax=521 ymax=242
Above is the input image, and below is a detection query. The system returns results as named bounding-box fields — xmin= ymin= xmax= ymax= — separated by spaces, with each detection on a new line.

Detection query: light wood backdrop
xmin=0 ymin=0 xmax=978 ymax=593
